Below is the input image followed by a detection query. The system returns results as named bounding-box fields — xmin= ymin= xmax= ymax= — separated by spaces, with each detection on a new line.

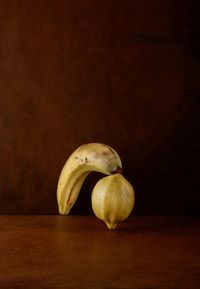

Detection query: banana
xmin=91 ymin=173 xmax=135 ymax=229
xmin=57 ymin=143 xmax=122 ymax=215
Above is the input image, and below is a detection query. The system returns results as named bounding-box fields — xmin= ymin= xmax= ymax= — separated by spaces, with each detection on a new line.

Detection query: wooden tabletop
xmin=0 ymin=216 xmax=199 ymax=289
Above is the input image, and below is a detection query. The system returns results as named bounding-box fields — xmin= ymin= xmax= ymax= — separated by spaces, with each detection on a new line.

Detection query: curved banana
xmin=57 ymin=143 xmax=122 ymax=215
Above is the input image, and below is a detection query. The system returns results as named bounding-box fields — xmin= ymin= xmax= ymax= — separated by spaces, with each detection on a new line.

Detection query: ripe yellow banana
xmin=91 ymin=173 xmax=135 ymax=229
xmin=57 ymin=143 xmax=122 ymax=215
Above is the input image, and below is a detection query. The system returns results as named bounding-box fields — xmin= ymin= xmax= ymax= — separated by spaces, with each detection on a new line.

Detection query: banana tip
xmin=111 ymin=167 xmax=122 ymax=174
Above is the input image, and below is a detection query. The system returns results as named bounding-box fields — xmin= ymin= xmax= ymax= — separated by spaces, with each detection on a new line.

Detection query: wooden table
xmin=0 ymin=216 xmax=199 ymax=289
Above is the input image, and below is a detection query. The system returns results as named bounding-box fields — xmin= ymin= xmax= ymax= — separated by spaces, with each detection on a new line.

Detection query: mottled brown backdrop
xmin=0 ymin=0 xmax=199 ymax=215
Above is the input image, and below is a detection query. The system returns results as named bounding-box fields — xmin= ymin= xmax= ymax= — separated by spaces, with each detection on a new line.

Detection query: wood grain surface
xmin=0 ymin=216 xmax=199 ymax=289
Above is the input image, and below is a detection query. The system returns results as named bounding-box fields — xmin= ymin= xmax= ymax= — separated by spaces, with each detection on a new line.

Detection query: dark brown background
xmin=0 ymin=0 xmax=199 ymax=215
